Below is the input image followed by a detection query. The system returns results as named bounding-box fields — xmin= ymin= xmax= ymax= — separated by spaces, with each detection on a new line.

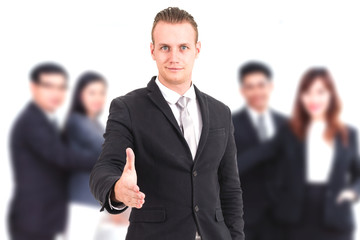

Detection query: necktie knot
xmin=176 ymin=96 xmax=189 ymax=110
xmin=258 ymin=114 xmax=264 ymax=123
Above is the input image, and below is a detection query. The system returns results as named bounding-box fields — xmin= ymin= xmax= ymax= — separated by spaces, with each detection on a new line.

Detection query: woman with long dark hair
xmin=63 ymin=71 xmax=108 ymax=239
xmin=64 ymin=72 xmax=129 ymax=240
xmin=65 ymin=71 xmax=107 ymax=206
xmin=238 ymin=68 xmax=360 ymax=240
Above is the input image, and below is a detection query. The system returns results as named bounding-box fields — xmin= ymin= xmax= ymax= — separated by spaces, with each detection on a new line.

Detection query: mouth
xmin=166 ymin=67 xmax=184 ymax=72
xmin=309 ymin=105 xmax=321 ymax=112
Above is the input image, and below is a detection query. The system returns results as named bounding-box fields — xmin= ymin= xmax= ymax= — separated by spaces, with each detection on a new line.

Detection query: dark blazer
xmin=237 ymin=122 xmax=360 ymax=232
xmin=232 ymin=108 xmax=287 ymax=226
xmin=64 ymin=112 xmax=104 ymax=206
xmin=90 ymin=77 xmax=245 ymax=240
xmin=8 ymin=102 xmax=98 ymax=236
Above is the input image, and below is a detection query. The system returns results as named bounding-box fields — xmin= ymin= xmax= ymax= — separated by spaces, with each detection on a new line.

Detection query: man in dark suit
xmin=90 ymin=7 xmax=244 ymax=240
xmin=8 ymin=63 xmax=98 ymax=240
xmin=232 ymin=62 xmax=287 ymax=240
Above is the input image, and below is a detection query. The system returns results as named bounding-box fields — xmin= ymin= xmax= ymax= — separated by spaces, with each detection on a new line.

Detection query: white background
xmin=1 ymin=0 xmax=360 ymax=239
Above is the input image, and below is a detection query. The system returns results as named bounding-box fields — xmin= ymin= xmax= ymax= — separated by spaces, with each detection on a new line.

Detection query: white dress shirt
xmin=246 ymin=106 xmax=275 ymax=140
xmin=155 ymin=78 xmax=203 ymax=145
xmin=306 ymin=120 xmax=334 ymax=183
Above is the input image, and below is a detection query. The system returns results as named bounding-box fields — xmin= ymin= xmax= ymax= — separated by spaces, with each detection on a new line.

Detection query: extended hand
xmin=337 ymin=189 xmax=357 ymax=204
xmin=112 ymin=148 xmax=145 ymax=208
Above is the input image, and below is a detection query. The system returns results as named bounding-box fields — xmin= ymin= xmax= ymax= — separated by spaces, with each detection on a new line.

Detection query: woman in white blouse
xmin=238 ymin=67 xmax=360 ymax=240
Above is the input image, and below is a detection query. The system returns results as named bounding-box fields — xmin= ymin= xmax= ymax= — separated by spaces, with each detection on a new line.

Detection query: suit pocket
xmin=324 ymin=199 xmax=355 ymax=231
xmin=129 ymin=207 xmax=166 ymax=223
xmin=215 ymin=208 xmax=224 ymax=222
xmin=208 ymin=128 xmax=225 ymax=135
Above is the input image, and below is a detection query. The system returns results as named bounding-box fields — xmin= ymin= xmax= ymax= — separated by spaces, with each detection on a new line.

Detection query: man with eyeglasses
xmin=8 ymin=62 xmax=98 ymax=240
xmin=232 ymin=61 xmax=287 ymax=240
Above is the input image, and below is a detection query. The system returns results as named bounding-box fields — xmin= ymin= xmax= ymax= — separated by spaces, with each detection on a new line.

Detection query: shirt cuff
xmin=108 ymin=188 xmax=127 ymax=210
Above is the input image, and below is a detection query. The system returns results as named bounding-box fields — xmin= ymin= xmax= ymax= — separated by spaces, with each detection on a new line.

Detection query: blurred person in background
xmin=7 ymin=63 xmax=99 ymax=240
xmin=64 ymin=71 xmax=107 ymax=207
xmin=232 ymin=61 xmax=287 ymax=240
xmin=238 ymin=68 xmax=360 ymax=240
xmin=90 ymin=7 xmax=244 ymax=240
xmin=63 ymin=71 xmax=129 ymax=239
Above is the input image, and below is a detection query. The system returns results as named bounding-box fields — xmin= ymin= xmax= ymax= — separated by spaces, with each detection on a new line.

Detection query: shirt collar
xmin=308 ymin=120 xmax=327 ymax=131
xmin=32 ymin=101 xmax=57 ymax=122
xmin=155 ymin=76 xmax=196 ymax=104
xmin=246 ymin=105 xmax=271 ymax=122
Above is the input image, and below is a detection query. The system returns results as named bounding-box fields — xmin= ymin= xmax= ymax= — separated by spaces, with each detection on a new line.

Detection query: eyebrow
xmin=157 ymin=43 xmax=191 ymax=46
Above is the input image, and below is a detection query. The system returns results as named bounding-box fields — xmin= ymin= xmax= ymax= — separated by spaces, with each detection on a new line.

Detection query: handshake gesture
xmin=112 ymin=148 xmax=146 ymax=209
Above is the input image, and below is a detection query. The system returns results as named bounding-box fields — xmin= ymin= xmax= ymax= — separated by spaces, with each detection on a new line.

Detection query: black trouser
xmin=10 ymin=227 xmax=54 ymax=240
xmin=244 ymin=210 xmax=286 ymax=240
xmin=286 ymin=183 xmax=353 ymax=240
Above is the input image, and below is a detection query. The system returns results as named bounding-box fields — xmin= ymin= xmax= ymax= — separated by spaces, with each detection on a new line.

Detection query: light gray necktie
xmin=257 ymin=114 xmax=268 ymax=142
xmin=176 ymin=96 xmax=201 ymax=240
xmin=176 ymin=96 xmax=197 ymax=160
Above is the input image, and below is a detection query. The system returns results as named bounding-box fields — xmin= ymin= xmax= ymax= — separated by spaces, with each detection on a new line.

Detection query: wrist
xmin=111 ymin=181 xmax=123 ymax=203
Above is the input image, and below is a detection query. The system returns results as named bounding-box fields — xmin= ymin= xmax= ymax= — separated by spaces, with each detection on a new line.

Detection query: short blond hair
xmin=151 ymin=7 xmax=198 ymax=43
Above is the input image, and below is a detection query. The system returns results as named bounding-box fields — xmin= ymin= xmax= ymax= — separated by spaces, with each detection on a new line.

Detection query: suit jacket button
xmin=193 ymin=171 xmax=197 ymax=177
xmin=195 ymin=205 xmax=199 ymax=212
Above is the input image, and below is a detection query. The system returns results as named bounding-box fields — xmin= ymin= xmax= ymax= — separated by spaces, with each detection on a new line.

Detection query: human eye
xmin=161 ymin=46 xmax=169 ymax=51
xmin=180 ymin=45 xmax=188 ymax=50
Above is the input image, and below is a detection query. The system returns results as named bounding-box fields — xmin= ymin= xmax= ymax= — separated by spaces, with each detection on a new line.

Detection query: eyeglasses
xmin=37 ymin=82 xmax=68 ymax=91
xmin=243 ymin=82 xmax=269 ymax=90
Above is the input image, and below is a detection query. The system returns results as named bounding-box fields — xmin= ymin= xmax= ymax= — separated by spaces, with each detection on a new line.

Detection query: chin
xmin=309 ymin=111 xmax=324 ymax=119
xmin=164 ymin=74 xmax=186 ymax=85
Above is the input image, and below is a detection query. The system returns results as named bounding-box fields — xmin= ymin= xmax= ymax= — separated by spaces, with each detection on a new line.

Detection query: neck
xmin=87 ymin=111 xmax=98 ymax=120
xmin=311 ymin=115 xmax=326 ymax=122
xmin=33 ymin=100 xmax=55 ymax=114
xmin=248 ymin=104 xmax=268 ymax=114
xmin=158 ymin=75 xmax=192 ymax=95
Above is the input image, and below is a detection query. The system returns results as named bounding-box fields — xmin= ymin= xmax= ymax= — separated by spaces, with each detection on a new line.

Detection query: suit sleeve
xmin=218 ymin=107 xmax=245 ymax=240
xmin=25 ymin=117 xmax=98 ymax=172
xmin=89 ymin=97 xmax=133 ymax=214
xmin=349 ymin=128 xmax=360 ymax=196
xmin=237 ymin=124 xmax=283 ymax=175
xmin=65 ymin=115 xmax=103 ymax=156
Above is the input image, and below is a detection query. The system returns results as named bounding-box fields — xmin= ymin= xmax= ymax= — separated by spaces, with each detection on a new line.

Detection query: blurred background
xmin=1 ymin=0 xmax=360 ymax=239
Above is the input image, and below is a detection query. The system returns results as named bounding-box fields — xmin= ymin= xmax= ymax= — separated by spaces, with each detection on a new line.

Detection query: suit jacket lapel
xmin=328 ymin=134 xmax=345 ymax=184
xmin=271 ymin=111 xmax=281 ymax=131
xmin=193 ymin=85 xmax=209 ymax=163
xmin=146 ymin=77 xmax=211 ymax=163
xmin=29 ymin=102 xmax=57 ymax=134
xmin=243 ymin=108 xmax=261 ymax=144
xmin=146 ymin=77 xmax=197 ymax=162
xmin=290 ymin=134 xmax=306 ymax=184
xmin=147 ymin=76 xmax=184 ymax=137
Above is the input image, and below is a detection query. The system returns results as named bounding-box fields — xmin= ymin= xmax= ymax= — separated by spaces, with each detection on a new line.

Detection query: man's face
xmin=151 ymin=21 xmax=201 ymax=86
xmin=240 ymin=72 xmax=273 ymax=111
xmin=30 ymin=73 xmax=67 ymax=112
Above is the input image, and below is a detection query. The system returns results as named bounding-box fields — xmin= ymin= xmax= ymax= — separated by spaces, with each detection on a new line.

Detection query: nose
xmin=169 ymin=48 xmax=180 ymax=64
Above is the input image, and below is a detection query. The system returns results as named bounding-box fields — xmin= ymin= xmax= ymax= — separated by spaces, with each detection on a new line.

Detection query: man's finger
xmin=121 ymin=188 xmax=145 ymax=199
xmin=125 ymin=148 xmax=135 ymax=171
xmin=126 ymin=197 xmax=145 ymax=208
xmin=124 ymin=183 xmax=139 ymax=192
xmin=128 ymin=190 xmax=146 ymax=200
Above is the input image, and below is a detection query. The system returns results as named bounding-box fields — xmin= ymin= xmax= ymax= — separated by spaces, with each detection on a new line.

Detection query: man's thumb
xmin=125 ymin=148 xmax=135 ymax=171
